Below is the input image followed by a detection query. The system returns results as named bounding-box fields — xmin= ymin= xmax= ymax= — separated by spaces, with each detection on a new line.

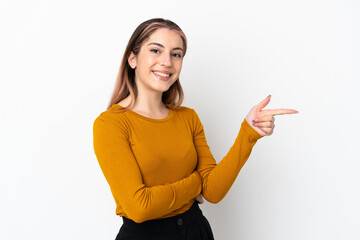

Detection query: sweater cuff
xmin=242 ymin=118 xmax=264 ymax=141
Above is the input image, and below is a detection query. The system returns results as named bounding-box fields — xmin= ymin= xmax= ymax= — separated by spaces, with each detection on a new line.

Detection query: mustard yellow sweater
xmin=93 ymin=104 xmax=262 ymax=223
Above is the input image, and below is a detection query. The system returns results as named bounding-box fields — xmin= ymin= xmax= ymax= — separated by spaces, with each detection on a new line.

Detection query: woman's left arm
xmin=193 ymin=95 xmax=298 ymax=203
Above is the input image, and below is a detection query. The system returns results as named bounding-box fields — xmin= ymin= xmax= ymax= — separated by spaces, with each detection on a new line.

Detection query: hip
xmin=115 ymin=202 xmax=214 ymax=240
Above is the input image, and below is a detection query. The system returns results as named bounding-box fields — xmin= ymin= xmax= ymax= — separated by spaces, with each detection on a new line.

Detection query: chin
xmin=154 ymin=82 xmax=175 ymax=93
xmin=158 ymin=87 xmax=171 ymax=93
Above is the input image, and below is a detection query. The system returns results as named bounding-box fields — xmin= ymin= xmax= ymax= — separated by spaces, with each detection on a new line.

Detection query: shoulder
xmin=173 ymin=105 xmax=196 ymax=115
xmin=173 ymin=105 xmax=199 ymax=120
xmin=93 ymin=106 xmax=129 ymax=133
xmin=173 ymin=105 xmax=203 ymax=129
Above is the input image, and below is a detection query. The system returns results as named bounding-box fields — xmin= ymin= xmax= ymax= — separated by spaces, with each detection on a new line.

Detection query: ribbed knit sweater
xmin=93 ymin=104 xmax=262 ymax=223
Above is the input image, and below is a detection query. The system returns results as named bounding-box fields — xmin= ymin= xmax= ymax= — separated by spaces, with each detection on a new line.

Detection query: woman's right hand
xmin=195 ymin=194 xmax=204 ymax=204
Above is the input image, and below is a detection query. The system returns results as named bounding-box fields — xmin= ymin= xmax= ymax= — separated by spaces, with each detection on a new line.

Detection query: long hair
xmin=107 ymin=18 xmax=187 ymax=111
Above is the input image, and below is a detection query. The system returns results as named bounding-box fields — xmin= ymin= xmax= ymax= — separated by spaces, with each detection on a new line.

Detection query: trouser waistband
xmin=122 ymin=202 xmax=202 ymax=233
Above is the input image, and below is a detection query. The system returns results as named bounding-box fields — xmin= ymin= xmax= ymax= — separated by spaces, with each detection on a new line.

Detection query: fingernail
xmin=295 ymin=110 xmax=299 ymax=113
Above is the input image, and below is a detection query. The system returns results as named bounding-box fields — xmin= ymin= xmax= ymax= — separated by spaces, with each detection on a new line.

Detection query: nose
xmin=159 ymin=53 xmax=172 ymax=67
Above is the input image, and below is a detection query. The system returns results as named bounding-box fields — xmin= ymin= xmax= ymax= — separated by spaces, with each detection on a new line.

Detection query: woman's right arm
xmin=93 ymin=116 xmax=202 ymax=223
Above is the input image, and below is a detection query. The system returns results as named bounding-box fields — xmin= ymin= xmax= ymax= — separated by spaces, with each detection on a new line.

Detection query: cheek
xmin=146 ymin=55 xmax=156 ymax=66
xmin=174 ymin=60 xmax=183 ymax=72
xmin=137 ymin=52 xmax=154 ymax=68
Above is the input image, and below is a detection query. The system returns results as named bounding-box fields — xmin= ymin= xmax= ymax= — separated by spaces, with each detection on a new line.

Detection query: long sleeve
xmin=93 ymin=115 xmax=202 ymax=223
xmin=191 ymin=109 xmax=263 ymax=203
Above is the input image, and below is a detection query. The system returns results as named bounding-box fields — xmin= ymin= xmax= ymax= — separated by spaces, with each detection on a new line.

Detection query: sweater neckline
xmin=110 ymin=104 xmax=174 ymax=123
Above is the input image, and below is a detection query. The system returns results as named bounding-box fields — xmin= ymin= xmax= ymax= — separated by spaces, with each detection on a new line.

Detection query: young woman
xmin=93 ymin=18 xmax=298 ymax=240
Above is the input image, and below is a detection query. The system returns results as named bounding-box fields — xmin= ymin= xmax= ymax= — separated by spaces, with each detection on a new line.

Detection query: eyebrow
xmin=147 ymin=42 xmax=184 ymax=52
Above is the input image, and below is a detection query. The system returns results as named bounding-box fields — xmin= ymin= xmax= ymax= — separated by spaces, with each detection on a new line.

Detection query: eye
xmin=172 ymin=53 xmax=182 ymax=58
xmin=150 ymin=49 xmax=160 ymax=54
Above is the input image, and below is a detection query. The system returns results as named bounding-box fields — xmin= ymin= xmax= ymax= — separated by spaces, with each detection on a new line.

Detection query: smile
xmin=153 ymin=71 xmax=171 ymax=78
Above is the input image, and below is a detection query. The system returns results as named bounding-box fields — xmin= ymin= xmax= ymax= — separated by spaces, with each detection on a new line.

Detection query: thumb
xmin=256 ymin=94 xmax=271 ymax=110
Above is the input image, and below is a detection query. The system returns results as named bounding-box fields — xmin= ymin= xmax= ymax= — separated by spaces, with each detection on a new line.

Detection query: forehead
xmin=144 ymin=28 xmax=184 ymax=48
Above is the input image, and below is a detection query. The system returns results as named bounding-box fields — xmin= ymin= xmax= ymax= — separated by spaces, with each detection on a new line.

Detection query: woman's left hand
xmin=245 ymin=95 xmax=298 ymax=136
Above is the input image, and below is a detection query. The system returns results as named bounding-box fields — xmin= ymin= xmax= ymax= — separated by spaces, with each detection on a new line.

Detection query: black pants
xmin=115 ymin=202 xmax=215 ymax=240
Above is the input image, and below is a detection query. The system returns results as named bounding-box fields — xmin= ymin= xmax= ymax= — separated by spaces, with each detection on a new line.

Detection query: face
xmin=128 ymin=28 xmax=184 ymax=95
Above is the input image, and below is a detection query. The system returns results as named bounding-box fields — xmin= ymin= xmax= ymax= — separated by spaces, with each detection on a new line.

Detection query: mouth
xmin=152 ymin=71 xmax=173 ymax=81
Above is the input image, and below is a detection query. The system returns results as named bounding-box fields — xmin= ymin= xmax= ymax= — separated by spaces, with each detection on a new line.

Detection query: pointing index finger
xmin=262 ymin=109 xmax=299 ymax=116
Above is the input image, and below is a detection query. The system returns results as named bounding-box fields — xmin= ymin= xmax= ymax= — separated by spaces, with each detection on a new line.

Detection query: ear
xmin=128 ymin=51 xmax=137 ymax=69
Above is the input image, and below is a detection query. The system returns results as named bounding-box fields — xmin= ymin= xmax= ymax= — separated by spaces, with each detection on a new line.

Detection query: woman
xmin=93 ymin=18 xmax=298 ymax=240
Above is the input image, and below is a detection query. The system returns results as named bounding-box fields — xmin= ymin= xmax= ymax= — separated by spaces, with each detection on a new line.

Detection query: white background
xmin=1 ymin=0 xmax=359 ymax=239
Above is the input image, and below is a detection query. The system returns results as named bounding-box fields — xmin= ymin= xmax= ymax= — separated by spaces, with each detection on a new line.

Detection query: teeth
xmin=154 ymin=71 xmax=170 ymax=77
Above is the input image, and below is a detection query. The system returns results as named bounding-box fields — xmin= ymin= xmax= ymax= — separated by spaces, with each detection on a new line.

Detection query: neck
xmin=133 ymin=92 xmax=167 ymax=112
xmin=131 ymin=76 xmax=170 ymax=114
